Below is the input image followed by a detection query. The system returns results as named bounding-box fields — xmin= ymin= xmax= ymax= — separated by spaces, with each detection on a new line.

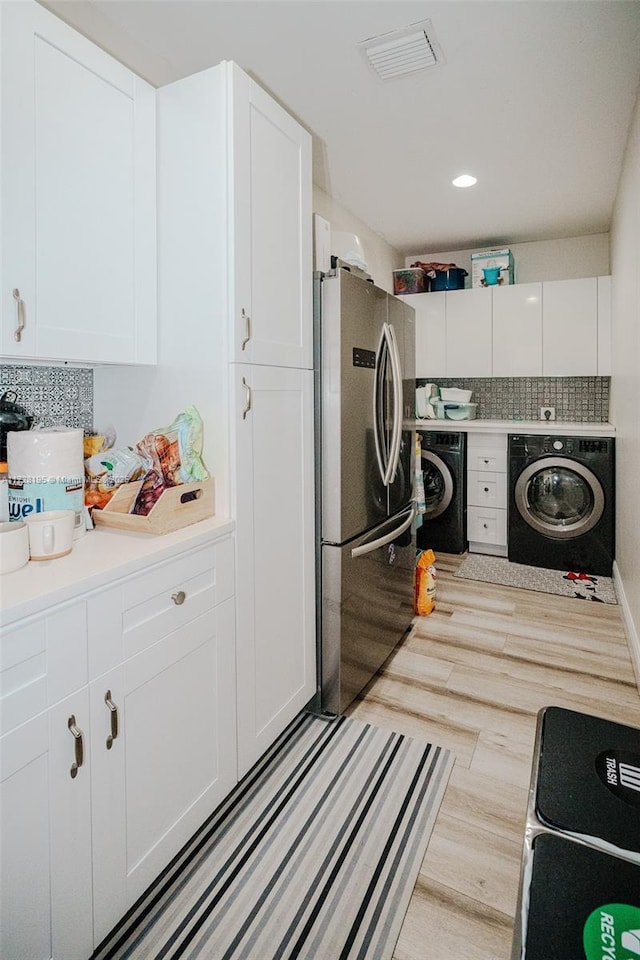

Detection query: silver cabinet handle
xmin=104 ymin=690 xmax=119 ymax=750
xmin=171 ymin=590 xmax=186 ymax=605
xmin=242 ymin=377 xmax=252 ymax=420
xmin=68 ymin=715 xmax=84 ymax=779
xmin=12 ymin=288 xmax=26 ymax=342
xmin=241 ymin=308 xmax=251 ymax=350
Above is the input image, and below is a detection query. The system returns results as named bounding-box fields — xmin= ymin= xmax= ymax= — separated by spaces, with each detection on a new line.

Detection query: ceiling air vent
xmin=358 ymin=19 xmax=443 ymax=82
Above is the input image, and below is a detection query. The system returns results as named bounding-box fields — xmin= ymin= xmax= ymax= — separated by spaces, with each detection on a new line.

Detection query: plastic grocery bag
xmin=414 ymin=549 xmax=437 ymax=616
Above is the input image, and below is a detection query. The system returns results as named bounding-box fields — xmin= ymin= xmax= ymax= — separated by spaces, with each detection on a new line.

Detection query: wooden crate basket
xmin=93 ymin=477 xmax=214 ymax=535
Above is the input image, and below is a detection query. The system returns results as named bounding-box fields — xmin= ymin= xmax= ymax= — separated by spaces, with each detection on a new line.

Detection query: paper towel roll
xmin=7 ymin=428 xmax=84 ymax=479
xmin=7 ymin=428 xmax=85 ymax=539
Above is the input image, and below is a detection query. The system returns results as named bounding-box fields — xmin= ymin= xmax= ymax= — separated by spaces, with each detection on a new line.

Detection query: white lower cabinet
xmin=467 ymin=433 xmax=508 ymax=557
xmin=1 ymin=693 xmax=94 ymax=960
xmin=0 ymin=536 xmax=237 ymax=959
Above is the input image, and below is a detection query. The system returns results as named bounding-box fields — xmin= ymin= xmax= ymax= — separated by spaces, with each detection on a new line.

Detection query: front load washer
xmin=417 ymin=431 xmax=467 ymax=554
xmin=508 ymin=434 xmax=615 ymax=576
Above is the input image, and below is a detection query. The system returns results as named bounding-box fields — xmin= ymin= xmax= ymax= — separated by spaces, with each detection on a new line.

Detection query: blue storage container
xmin=429 ymin=268 xmax=468 ymax=291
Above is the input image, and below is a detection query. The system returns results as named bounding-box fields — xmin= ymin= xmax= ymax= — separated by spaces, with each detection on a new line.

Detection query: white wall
xmin=406 ymin=234 xmax=610 ymax=284
xmin=610 ymin=84 xmax=640 ymax=678
xmin=313 ymin=185 xmax=403 ymax=292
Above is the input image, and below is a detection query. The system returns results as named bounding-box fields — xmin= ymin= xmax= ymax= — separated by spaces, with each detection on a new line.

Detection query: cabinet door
xmin=230 ymin=64 xmax=312 ymax=369
xmin=47 ymin=690 xmax=94 ymax=960
xmin=542 ymin=277 xmax=598 ymax=375
xmin=1 ymin=693 xmax=95 ymax=960
xmin=492 ymin=283 xmax=543 ymax=376
xmin=233 ymin=364 xmax=316 ymax=778
xmin=597 ymin=275 xmax=612 ymax=376
xmin=1 ymin=714 xmax=53 ymax=960
xmin=91 ymin=600 xmax=237 ymax=924
xmin=445 ymin=288 xmax=492 ymax=376
xmin=407 ymin=292 xmax=446 ymax=377
xmin=1 ymin=0 xmax=156 ymax=364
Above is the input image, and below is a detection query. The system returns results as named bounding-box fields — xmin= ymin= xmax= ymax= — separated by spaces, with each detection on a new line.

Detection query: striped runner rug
xmin=93 ymin=712 xmax=454 ymax=960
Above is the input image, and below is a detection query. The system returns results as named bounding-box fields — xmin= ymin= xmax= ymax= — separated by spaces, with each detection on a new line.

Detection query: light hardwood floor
xmin=347 ymin=552 xmax=639 ymax=960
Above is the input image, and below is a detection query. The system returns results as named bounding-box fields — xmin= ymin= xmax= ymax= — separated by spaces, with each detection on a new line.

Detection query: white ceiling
xmin=41 ymin=0 xmax=640 ymax=255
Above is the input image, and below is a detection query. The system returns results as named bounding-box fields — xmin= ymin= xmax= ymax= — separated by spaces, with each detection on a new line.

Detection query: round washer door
xmin=514 ymin=457 xmax=605 ymax=540
xmin=422 ymin=450 xmax=454 ymax=519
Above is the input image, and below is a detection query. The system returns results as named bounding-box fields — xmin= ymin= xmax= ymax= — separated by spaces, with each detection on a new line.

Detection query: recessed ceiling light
xmin=452 ymin=174 xmax=477 ymax=188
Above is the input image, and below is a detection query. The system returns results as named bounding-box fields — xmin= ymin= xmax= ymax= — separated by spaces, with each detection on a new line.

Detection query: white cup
xmin=24 ymin=510 xmax=75 ymax=560
xmin=0 ymin=521 xmax=30 ymax=574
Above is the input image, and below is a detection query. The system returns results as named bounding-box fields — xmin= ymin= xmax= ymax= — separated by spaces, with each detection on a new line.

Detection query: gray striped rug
xmin=93 ymin=712 xmax=453 ymax=960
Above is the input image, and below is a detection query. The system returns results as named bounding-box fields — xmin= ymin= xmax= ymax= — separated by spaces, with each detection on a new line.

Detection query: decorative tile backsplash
xmin=416 ymin=376 xmax=610 ymax=422
xmin=0 ymin=364 xmax=93 ymax=430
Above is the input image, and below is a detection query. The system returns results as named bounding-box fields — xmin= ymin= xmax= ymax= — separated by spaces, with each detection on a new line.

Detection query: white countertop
xmin=0 ymin=515 xmax=235 ymax=626
xmin=414 ymin=418 xmax=615 ymax=437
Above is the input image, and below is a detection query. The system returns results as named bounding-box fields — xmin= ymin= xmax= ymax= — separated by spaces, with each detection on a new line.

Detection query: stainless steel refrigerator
xmin=314 ymin=262 xmax=416 ymax=715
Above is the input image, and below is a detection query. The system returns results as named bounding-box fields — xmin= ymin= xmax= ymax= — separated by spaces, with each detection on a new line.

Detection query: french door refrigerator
xmin=315 ymin=263 xmax=416 ymax=715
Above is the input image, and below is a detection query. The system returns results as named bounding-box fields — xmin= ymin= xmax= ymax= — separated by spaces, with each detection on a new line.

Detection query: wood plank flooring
xmin=346 ymin=552 xmax=639 ymax=960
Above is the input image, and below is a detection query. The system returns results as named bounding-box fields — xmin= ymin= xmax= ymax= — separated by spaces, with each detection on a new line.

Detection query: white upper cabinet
xmin=229 ymin=65 xmax=312 ymax=369
xmin=597 ymin=275 xmax=612 ymax=375
xmin=1 ymin=1 xmax=157 ymax=364
xmin=412 ymin=277 xmax=610 ymax=380
xmin=445 ymin=287 xmax=492 ymax=376
xmin=408 ymin=291 xmax=446 ymax=377
xmin=492 ymin=282 xmax=543 ymax=376
xmin=542 ymin=277 xmax=598 ymax=376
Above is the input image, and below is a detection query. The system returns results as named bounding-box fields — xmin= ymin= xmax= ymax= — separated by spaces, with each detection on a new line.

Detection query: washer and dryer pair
xmin=417 ymin=430 xmax=616 ymax=576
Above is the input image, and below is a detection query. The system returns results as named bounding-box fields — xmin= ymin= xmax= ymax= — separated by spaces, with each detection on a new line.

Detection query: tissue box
xmin=471 ymin=249 xmax=515 ymax=288
xmin=393 ymin=268 xmax=427 ymax=295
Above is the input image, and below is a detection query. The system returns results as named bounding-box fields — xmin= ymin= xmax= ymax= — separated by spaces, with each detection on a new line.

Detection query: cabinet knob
xmin=68 ymin=715 xmax=85 ymax=779
xmin=242 ymin=377 xmax=252 ymax=420
xmin=171 ymin=590 xmax=186 ymax=606
xmin=483 ymin=523 xmax=489 ymax=529
xmin=241 ymin=308 xmax=251 ymax=350
xmin=484 ymin=487 xmax=489 ymax=492
xmin=483 ymin=458 xmax=490 ymax=464
xmin=12 ymin=288 xmax=26 ymax=343
xmin=104 ymin=690 xmax=119 ymax=750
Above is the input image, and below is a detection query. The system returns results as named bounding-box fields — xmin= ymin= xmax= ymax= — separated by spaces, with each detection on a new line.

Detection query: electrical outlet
xmin=540 ymin=406 xmax=556 ymax=421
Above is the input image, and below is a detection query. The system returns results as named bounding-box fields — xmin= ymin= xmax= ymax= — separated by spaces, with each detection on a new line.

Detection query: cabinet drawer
xmin=1 ymin=603 xmax=87 ymax=734
xmin=121 ymin=540 xmax=234 ymax=660
xmin=467 ymin=471 xmax=508 ymax=509
xmin=467 ymin=506 xmax=507 ymax=545
xmin=468 ymin=447 xmax=507 ymax=473
xmin=123 ymin=559 xmax=215 ymax=660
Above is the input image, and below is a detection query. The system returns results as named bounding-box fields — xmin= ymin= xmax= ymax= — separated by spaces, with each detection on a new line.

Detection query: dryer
xmin=508 ymin=434 xmax=615 ymax=576
xmin=417 ymin=431 xmax=467 ymax=554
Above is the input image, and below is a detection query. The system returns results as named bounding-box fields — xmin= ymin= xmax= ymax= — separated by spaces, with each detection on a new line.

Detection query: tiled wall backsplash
xmin=417 ymin=376 xmax=610 ymax=422
xmin=0 ymin=364 xmax=93 ymax=430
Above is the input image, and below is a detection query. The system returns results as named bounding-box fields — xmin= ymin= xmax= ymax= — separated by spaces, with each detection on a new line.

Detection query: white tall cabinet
xmin=0 ymin=0 xmax=157 ymax=365
xmin=156 ymin=61 xmax=316 ymax=781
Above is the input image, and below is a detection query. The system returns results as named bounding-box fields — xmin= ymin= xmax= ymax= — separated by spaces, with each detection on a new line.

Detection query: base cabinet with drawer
xmin=467 ymin=433 xmax=509 ymax=557
xmin=0 ymin=536 xmax=236 ymax=960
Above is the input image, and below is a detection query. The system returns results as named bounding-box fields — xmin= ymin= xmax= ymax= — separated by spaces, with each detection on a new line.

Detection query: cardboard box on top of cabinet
xmin=471 ymin=249 xmax=515 ymax=288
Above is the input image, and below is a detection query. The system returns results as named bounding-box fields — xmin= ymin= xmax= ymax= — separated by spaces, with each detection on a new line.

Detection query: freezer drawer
xmin=321 ymin=507 xmax=415 ymax=715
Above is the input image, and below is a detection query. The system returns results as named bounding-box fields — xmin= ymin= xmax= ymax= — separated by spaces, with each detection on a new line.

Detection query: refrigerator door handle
xmin=373 ymin=323 xmax=390 ymax=483
xmin=386 ymin=322 xmax=403 ymax=484
xmin=350 ymin=504 xmax=416 ymax=559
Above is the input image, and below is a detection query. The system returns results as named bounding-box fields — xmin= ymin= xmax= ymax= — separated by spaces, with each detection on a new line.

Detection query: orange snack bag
xmin=414 ymin=549 xmax=437 ymax=616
